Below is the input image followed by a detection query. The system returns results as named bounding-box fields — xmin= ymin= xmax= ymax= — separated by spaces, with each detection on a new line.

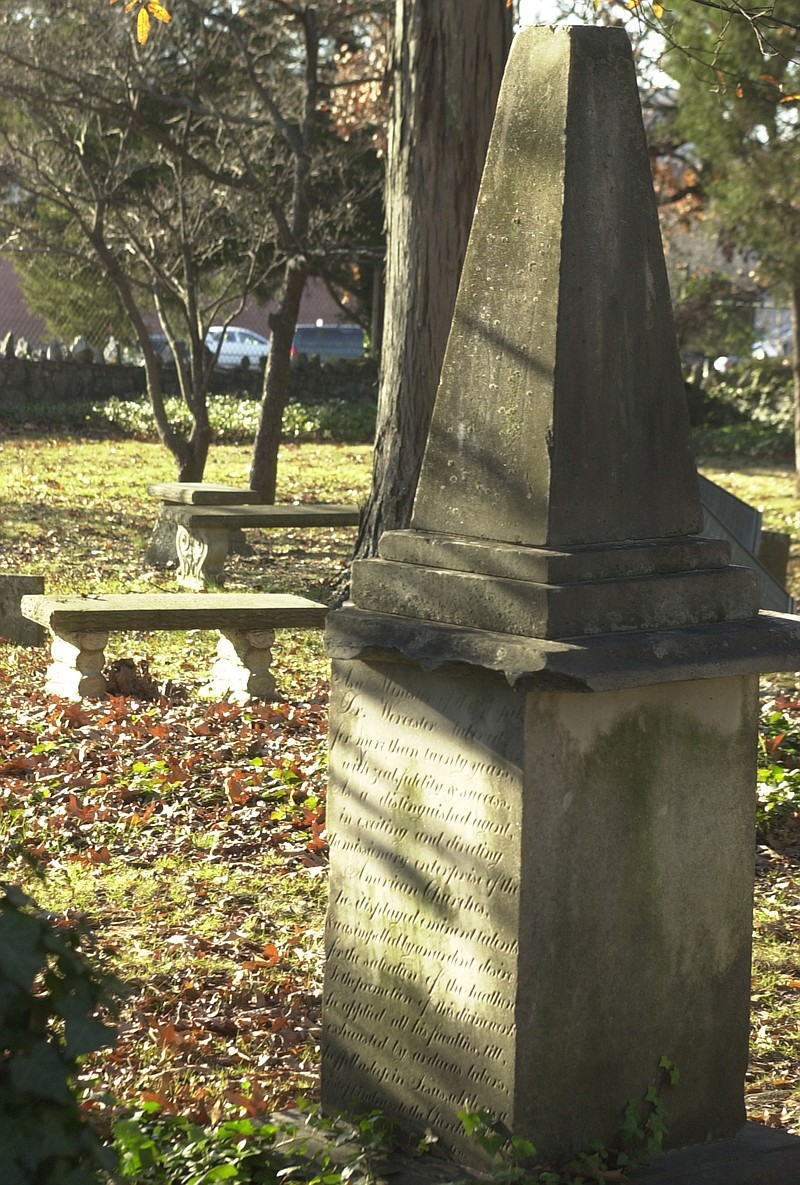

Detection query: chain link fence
xmin=0 ymin=253 xmax=367 ymax=361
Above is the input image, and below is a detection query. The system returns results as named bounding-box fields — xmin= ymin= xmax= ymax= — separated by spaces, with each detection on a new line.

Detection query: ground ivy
xmin=0 ymin=883 xmax=121 ymax=1184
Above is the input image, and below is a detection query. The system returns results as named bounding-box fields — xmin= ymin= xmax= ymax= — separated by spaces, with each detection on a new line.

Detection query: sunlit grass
xmin=0 ymin=438 xmax=371 ymax=684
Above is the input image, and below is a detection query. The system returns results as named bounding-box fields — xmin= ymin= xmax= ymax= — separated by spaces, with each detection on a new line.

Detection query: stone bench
xmin=20 ymin=592 xmax=327 ymax=701
xmin=148 ymin=484 xmax=360 ymax=588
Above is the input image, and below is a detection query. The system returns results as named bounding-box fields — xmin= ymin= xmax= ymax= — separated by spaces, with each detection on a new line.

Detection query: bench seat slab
xmin=161 ymin=504 xmax=360 ymax=528
xmin=160 ymin=505 xmax=359 ymax=587
xmin=148 ymin=483 xmax=263 ymax=506
xmin=20 ymin=593 xmax=327 ymax=632
xmin=155 ymin=503 xmax=359 ymax=587
xmin=19 ymin=593 xmax=327 ymax=702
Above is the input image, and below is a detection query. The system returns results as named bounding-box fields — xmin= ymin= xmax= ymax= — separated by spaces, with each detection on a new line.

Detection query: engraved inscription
xmin=323 ymin=659 xmax=525 ymax=1144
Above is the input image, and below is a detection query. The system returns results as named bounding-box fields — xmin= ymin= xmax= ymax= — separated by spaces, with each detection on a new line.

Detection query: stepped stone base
xmin=353 ymin=530 xmax=760 ymax=640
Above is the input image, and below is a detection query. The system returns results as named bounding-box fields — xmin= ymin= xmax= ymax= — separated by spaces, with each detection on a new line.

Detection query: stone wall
xmin=289 ymin=356 xmax=377 ymax=404
xmin=0 ymin=355 xmax=146 ymax=408
xmin=0 ymin=354 xmax=377 ymax=413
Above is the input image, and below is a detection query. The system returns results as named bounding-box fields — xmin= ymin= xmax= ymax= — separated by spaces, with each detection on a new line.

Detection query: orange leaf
xmin=137 ymin=7 xmax=151 ymax=43
xmin=262 ymin=942 xmax=281 ymax=965
xmin=225 ymin=775 xmax=250 ymax=805
xmin=153 ymin=1022 xmax=185 ymax=1046
xmin=140 ymin=1089 xmax=174 ymax=1109
xmin=224 ymin=1090 xmax=260 ymax=1116
xmin=308 ymin=818 xmax=327 ymax=851
xmin=147 ymin=1 xmax=172 ymax=24
xmin=129 ymin=800 xmax=156 ymax=826
xmin=59 ymin=702 xmax=93 ymax=728
xmin=0 ymin=757 xmax=34 ymax=775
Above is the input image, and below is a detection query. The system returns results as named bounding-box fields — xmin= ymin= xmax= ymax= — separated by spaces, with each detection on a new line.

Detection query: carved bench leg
xmin=175 ymin=525 xmax=230 ymax=589
xmin=46 ymin=630 xmax=109 ymax=700
xmin=210 ymin=629 xmax=278 ymax=702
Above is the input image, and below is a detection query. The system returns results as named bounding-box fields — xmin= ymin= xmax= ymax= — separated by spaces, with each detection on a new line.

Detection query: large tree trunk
xmin=351 ymin=0 xmax=513 ymax=563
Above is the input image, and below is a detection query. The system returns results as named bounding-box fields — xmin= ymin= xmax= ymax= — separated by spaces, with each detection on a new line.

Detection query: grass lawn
xmin=0 ymin=431 xmax=799 ymax=1170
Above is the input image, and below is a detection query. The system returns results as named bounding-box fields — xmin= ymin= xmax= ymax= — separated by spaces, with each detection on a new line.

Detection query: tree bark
xmin=350 ymin=0 xmax=513 ymax=564
xmin=247 ymin=5 xmax=318 ymax=503
xmin=249 ymin=256 xmax=309 ymax=501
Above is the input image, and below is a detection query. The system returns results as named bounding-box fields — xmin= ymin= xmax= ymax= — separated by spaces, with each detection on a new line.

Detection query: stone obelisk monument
xmin=321 ymin=25 xmax=800 ymax=1169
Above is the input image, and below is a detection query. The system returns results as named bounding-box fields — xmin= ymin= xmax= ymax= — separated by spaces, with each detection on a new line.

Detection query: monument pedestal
xmin=323 ymin=616 xmax=771 ymax=1164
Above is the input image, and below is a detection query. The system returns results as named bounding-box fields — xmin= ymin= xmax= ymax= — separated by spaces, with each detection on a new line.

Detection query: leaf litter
xmin=0 ymin=669 xmax=330 ymax=1124
xmin=2 ymin=672 xmax=799 ymax=1140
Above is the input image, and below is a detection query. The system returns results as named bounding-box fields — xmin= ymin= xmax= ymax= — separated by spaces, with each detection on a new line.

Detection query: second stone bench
xmin=148 ymin=484 xmax=360 ymax=589
xmin=20 ymin=592 xmax=328 ymax=701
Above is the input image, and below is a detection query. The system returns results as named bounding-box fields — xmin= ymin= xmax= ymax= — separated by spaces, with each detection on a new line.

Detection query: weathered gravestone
xmin=0 ymin=573 xmax=45 ymax=646
xmin=321 ymin=25 xmax=800 ymax=1173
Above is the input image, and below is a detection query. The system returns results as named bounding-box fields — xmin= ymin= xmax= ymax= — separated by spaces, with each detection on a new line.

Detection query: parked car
xmin=147 ymin=333 xmax=188 ymax=365
xmin=206 ymin=326 xmax=270 ymax=369
xmin=291 ymin=323 xmax=364 ymax=361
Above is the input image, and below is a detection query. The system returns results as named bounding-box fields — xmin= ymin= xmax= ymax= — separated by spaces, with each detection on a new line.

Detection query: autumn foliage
xmin=109 ymin=0 xmax=171 ymax=45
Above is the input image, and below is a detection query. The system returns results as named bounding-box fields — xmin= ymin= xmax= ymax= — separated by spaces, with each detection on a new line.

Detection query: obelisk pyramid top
xmin=411 ymin=25 xmax=701 ymax=548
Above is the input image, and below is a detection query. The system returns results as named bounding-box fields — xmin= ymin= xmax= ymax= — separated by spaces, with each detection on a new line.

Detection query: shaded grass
xmin=748 ymin=856 xmax=800 ymax=1130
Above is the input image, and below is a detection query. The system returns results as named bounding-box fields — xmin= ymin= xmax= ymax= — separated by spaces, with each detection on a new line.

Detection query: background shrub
xmin=687 ymin=358 xmax=794 ymax=461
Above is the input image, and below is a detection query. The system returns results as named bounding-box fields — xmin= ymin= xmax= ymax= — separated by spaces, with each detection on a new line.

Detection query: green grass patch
xmin=693 ymin=421 xmax=794 ymax=462
xmin=99 ymin=394 xmax=376 ymax=446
